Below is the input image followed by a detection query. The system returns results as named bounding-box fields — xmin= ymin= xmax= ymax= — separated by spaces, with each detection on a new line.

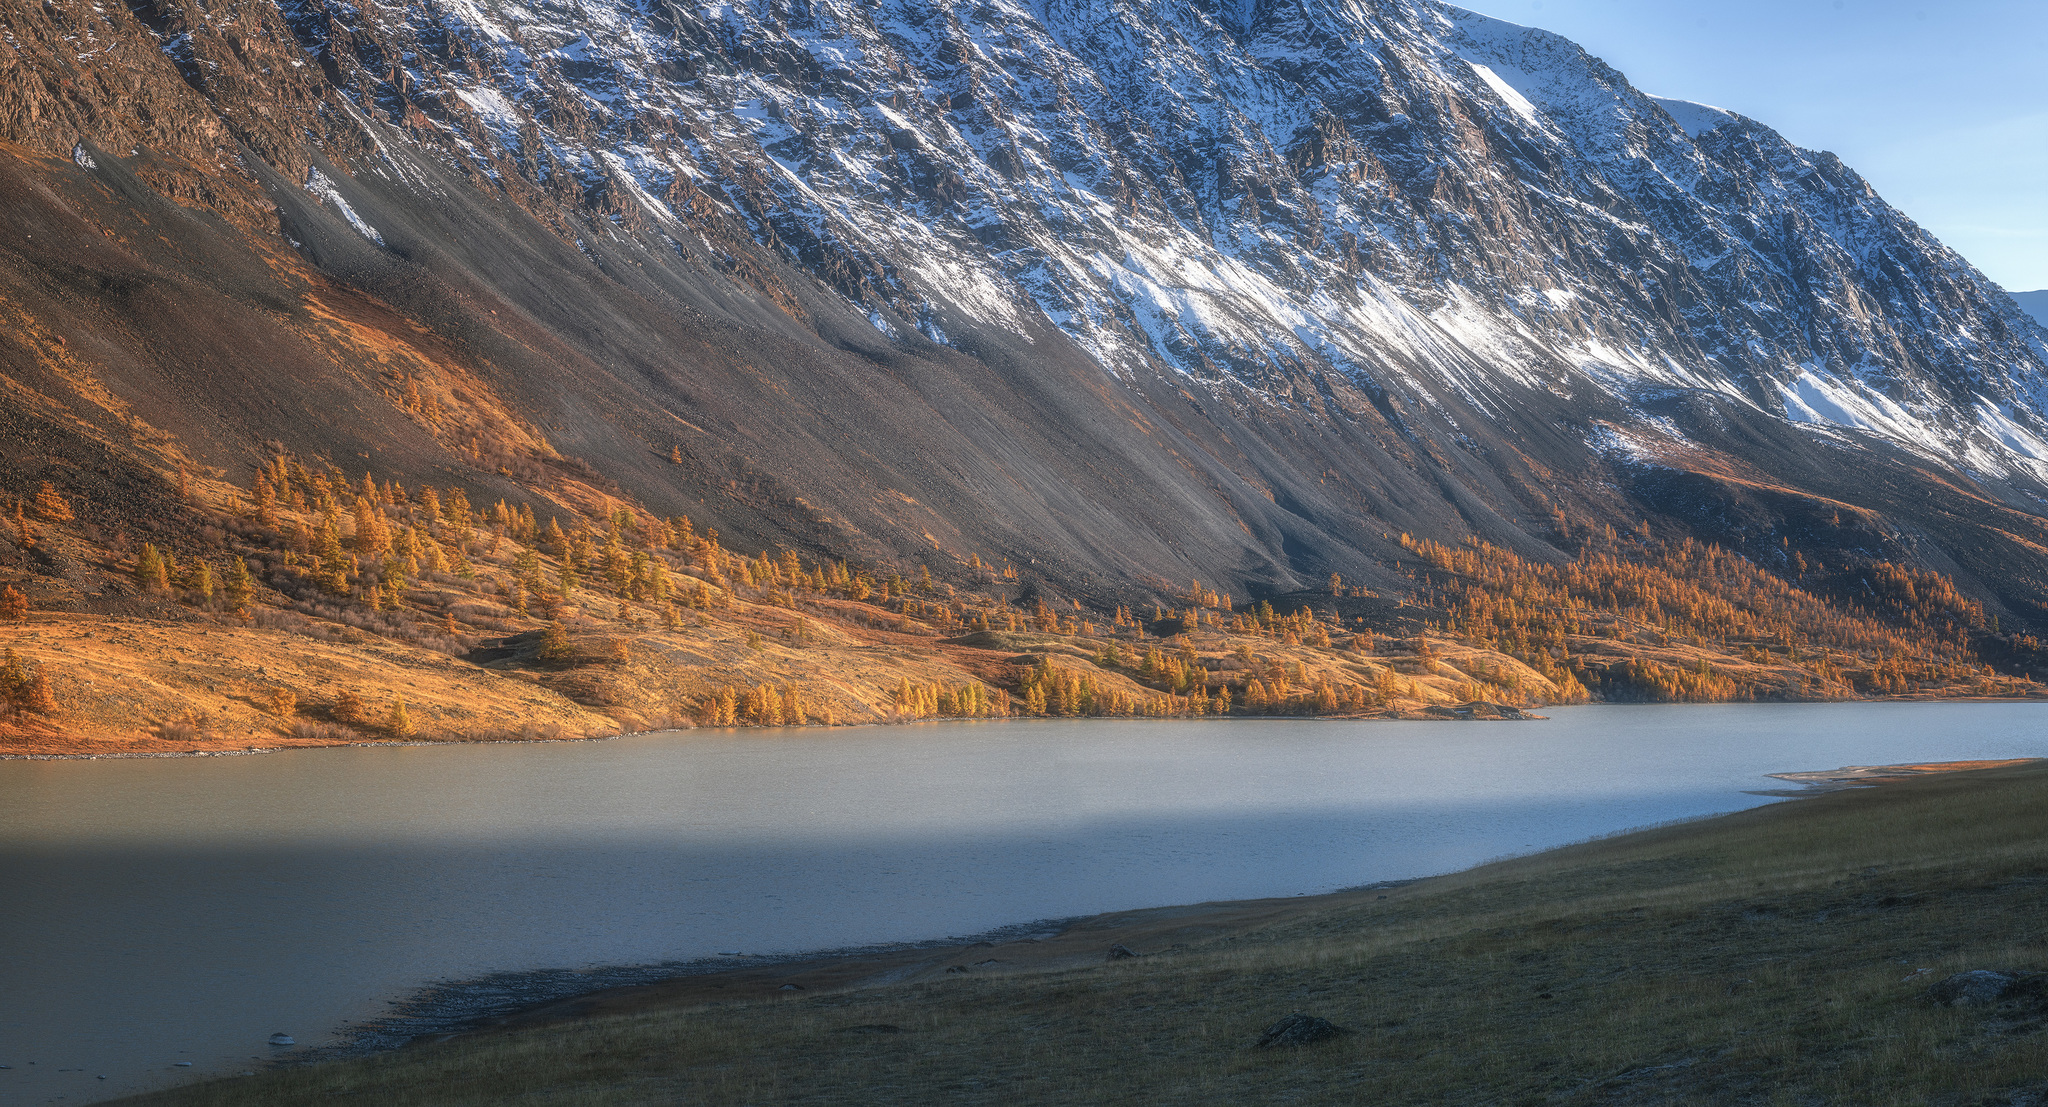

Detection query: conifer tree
xmin=0 ymin=648 xmax=27 ymax=707
xmin=253 ymin=471 xmax=279 ymax=526
xmin=135 ymin=544 xmax=170 ymax=592
xmin=387 ymin=697 xmax=415 ymax=738
xmin=540 ymin=620 xmax=573 ymax=662
xmin=0 ymin=585 xmax=26 ymax=621
xmin=187 ymin=560 xmax=215 ymax=603
xmin=354 ymin=497 xmax=391 ymax=557
xmin=33 ymin=482 xmax=73 ymax=522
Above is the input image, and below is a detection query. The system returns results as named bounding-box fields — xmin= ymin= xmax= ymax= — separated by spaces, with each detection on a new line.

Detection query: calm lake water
xmin=4 ymin=702 xmax=2048 ymax=1103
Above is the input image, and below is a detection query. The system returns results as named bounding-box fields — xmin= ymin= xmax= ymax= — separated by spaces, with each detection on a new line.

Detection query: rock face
xmin=5 ymin=0 xmax=2048 ymax=610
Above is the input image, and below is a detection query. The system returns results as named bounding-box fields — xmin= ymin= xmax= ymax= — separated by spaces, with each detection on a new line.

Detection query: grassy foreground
xmin=129 ymin=762 xmax=2048 ymax=1106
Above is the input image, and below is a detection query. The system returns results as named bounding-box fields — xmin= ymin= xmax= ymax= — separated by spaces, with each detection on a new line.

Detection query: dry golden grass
xmin=126 ymin=761 xmax=2048 ymax=1106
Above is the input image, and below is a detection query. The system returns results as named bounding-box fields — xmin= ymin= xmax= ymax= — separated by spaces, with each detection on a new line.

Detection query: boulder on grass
xmin=1254 ymin=1013 xmax=1351 ymax=1049
xmin=1929 ymin=970 xmax=2020 ymax=1006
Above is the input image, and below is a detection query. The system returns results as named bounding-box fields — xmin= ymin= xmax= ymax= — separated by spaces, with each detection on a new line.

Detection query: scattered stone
xmin=944 ymin=965 xmax=968 ymax=974
xmin=1105 ymin=944 xmax=1138 ymax=961
xmin=1255 ymin=1013 xmax=1352 ymax=1049
xmin=1930 ymin=970 xmax=2020 ymax=1006
xmin=267 ymin=1033 xmax=295 ymax=1046
xmin=836 ymin=1024 xmax=904 ymax=1034
xmin=973 ymin=959 xmax=1001 ymax=967
xmin=174 ymin=1062 xmax=192 ymax=1067
xmin=777 ymin=983 xmax=804 ymax=991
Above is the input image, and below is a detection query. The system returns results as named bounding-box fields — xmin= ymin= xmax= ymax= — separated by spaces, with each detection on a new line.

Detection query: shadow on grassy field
xmin=127 ymin=760 xmax=2048 ymax=1105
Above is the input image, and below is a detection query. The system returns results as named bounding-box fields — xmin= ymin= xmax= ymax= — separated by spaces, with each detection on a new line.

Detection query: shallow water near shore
xmin=4 ymin=702 xmax=2048 ymax=1104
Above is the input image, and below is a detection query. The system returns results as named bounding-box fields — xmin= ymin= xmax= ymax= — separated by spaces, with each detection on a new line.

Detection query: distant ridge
xmin=2013 ymin=290 xmax=2048 ymax=331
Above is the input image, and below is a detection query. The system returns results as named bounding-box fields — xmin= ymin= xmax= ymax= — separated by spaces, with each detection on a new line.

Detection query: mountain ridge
xmin=2013 ymin=290 xmax=2048 ymax=332
xmin=4 ymin=0 xmax=2048 ymax=617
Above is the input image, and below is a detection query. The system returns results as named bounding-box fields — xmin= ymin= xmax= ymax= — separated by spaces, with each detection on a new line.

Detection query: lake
xmin=4 ymin=702 xmax=2048 ymax=1103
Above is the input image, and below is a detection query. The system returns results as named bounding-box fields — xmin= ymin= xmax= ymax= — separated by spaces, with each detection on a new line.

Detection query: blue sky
xmin=1462 ymin=1 xmax=2048 ymax=292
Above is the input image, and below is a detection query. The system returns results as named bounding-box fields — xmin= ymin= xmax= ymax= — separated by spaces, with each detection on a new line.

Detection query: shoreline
xmin=272 ymin=756 xmax=2039 ymax=1073
xmin=0 ymin=705 xmax=1554 ymax=761
xmin=294 ymin=883 xmax=1420 ymax=1068
xmin=23 ymin=695 xmax=2048 ymax=762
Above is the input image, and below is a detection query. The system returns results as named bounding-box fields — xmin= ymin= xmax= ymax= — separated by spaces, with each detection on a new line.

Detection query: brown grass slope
xmin=124 ymin=761 xmax=2048 ymax=1106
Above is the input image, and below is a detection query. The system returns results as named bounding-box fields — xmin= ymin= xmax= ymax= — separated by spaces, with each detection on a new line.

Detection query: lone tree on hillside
xmin=0 ymin=585 xmax=27 ymax=621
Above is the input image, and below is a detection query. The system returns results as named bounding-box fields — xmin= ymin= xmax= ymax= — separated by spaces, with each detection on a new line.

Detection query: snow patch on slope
xmin=305 ymin=168 xmax=386 ymax=247
xmin=1464 ymin=59 xmax=1541 ymax=126
xmin=1651 ymin=97 xmax=1737 ymax=138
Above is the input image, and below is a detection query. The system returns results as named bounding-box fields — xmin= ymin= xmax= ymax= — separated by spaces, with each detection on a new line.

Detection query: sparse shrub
xmin=0 ymin=650 xmax=58 ymax=716
xmin=332 ymin=689 xmax=366 ymax=725
xmin=24 ymin=670 xmax=58 ymax=714
xmin=289 ymin=720 xmax=362 ymax=742
xmin=269 ymin=687 xmax=296 ymax=718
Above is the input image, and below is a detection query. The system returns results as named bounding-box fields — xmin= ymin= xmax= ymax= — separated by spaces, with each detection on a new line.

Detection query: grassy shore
xmin=127 ymin=761 xmax=2048 ymax=1106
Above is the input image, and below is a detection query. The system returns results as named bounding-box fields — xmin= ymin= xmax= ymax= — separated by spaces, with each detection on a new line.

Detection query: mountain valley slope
xmin=4 ymin=0 xmax=2048 ymax=747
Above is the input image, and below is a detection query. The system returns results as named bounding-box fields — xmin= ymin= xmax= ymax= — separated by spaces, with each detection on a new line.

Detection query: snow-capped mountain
xmin=7 ymin=0 xmax=2048 ymax=610
xmin=251 ymin=0 xmax=2048 ymax=472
